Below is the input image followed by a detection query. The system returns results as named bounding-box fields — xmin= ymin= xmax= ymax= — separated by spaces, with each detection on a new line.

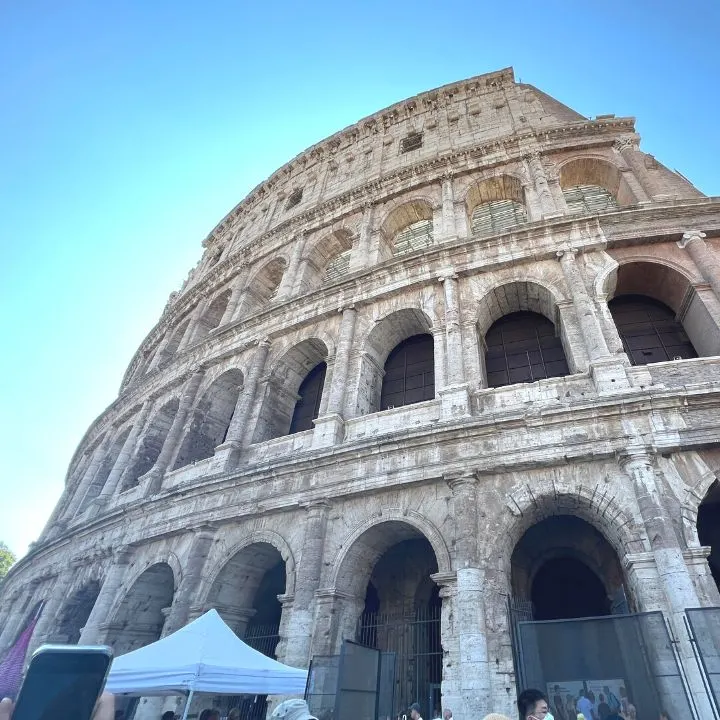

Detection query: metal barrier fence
xmin=685 ymin=607 xmax=720 ymax=718
xmin=514 ymin=612 xmax=694 ymax=720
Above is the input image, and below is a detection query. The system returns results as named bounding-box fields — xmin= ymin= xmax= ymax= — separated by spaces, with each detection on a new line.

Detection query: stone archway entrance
xmin=511 ymin=515 xmax=629 ymax=622
xmin=54 ymin=580 xmax=101 ymax=644
xmin=697 ymin=480 xmax=720 ymax=595
xmin=335 ymin=521 xmax=442 ymax=719
xmin=205 ymin=543 xmax=288 ymax=720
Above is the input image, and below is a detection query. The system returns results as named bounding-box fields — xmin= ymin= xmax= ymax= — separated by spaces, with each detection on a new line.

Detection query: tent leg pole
xmin=180 ymin=689 xmax=194 ymax=720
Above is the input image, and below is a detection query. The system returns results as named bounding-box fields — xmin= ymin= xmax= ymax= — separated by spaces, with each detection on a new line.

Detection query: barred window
xmin=380 ymin=334 xmax=435 ymax=410
xmin=400 ymin=131 xmax=423 ymax=153
xmin=471 ymin=199 xmax=527 ymax=236
xmin=562 ymin=184 xmax=618 ymax=215
xmin=393 ymin=219 xmax=433 ymax=256
xmin=609 ymin=295 xmax=697 ymax=365
xmin=323 ymin=250 xmax=351 ymax=283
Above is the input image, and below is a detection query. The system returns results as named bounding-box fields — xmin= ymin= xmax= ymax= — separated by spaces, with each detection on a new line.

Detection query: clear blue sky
xmin=1 ymin=0 xmax=718 ymax=558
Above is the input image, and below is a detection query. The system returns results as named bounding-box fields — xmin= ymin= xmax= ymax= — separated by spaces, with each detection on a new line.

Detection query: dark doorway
xmin=697 ymin=480 xmax=720 ymax=594
xmin=380 ymin=334 xmax=435 ymax=410
xmin=485 ymin=311 xmax=569 ymax=388
xmin=609 ymin=294 xmax=697 ymax=365
xmin=532 ymin=557 xmax=611 ymax=621
xmin=289 ymin=362 xmax=326 ymax=434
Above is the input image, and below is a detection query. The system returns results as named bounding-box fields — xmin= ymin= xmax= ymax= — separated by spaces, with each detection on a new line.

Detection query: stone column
xmin=678 ymin=230 xmax=720 ymax=300
xmin=445 ymin=472 xmax=491 ymax=717
xmin=29 ymin=563 xmax=81 ymax=653
xmin=349 ymin=204 xmax=374 ymax=271
xmin=79 ymin=547 xmax=134 ymax=644
xmin=614 ymin=136 xmax=659 ymax=201
xmin=440 ymin=175 xmax=458 ymax=240
xmin=313 ymin=309 xmax=357 ymax=447
xmin=431 ymin=326 xmax=447 ymax=389
xmin=525 ymin=152 xmax=559 ymax=219
xmin=275 ymin=233 xmax=307 ymax=301
xmin=94 ymin=402 xmax=153 ymax=507
xmin=618 ymin=448 xmax=712 ymax=717
xmin=143 ymin=370 xmax=205 ymax=496
xmin=177 ymin=299 xmax=208 ymax=352
xmin=58 ymin=433 xmax=114 ymax=525
xmin=438 ymin=275 xmax=470 ymax=417
xmin=218 ymin=270 xmax=249 ymax=326
xmin=213 ymin=340 xmax=271 ymax=470
xmin=161 ymin=525 xmax=216 ymax=637
xmin=284 ymin=502 xmax=329 ymax=668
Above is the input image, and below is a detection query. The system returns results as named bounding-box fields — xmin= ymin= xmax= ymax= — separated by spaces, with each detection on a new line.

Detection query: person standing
xmin=576 ymin=691 xmax=594 ymax=720
xmin=409 ymin=703 xmax=423 ymax=720
xmin=442 ymin=709 xmax=452 ymax=720
xmin=517 ymin=689 xmax=549 ymax=720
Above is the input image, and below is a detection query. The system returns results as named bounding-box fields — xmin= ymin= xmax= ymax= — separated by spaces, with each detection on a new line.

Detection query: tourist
xmin=517 ymin=688 xmax=550 ymax=720
xmin=602 ymin=687 xmax=620 ymax=715
xmin=551 ymin=685 xmax=566 ymax=720
xmin=409 ymin=702 xmax=423 ymax=720
xmin=576 ymin=691 xmax=594 ymax=720
xmin=596 ymin=694 xmax=610 ymax=719
xmin=442 ymin=708 xmax=452 ymax=720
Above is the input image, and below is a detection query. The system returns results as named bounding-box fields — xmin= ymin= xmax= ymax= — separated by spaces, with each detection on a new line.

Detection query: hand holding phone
xmin=9 ymin=646 xmax=113 ymax=720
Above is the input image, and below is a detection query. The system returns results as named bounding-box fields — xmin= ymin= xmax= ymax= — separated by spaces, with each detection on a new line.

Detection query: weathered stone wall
xmin=3 ymin=67 xmax=720 ymax=719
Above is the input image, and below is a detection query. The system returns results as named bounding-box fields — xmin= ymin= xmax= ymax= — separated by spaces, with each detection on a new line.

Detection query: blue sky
xmin=1 ymin=0 xmax=718 ymax=558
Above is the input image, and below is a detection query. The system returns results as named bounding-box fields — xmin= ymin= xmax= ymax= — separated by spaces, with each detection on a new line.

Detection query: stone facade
xmin=3 ymin=67 xmax=720 ymax=719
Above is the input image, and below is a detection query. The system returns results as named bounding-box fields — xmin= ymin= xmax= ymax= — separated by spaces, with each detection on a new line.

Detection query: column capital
xmin=193 ymin=523 xmax=218 ymax=540
xmin=556 ymin=247 xmax=578 ymax=261
xmin=438 ymin=273 xmax=459 ymax=283
xmin=303 ymin=499 xmax=331 ymax=513
xmin=678 ymin=230 xmax=707 ymax=249
xmin=617 ymin=446 xmax=654 ymax=470
xmin=112 ymin=545 xmax=134 ymax=565
xmin=443 ymin=470 xmax=478 ymax=492
xmin=613 ymin=135 xmax=639 ymax=154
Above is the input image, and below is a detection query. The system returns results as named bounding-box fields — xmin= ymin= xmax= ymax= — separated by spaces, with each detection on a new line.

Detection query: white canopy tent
xmin=105 ymin=609 xmax=307 ymax=709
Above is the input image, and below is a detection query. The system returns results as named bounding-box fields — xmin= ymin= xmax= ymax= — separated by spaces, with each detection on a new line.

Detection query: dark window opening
xmin=485 ymin=311 xmax=569 ymax=388
xmin=609 ymin=294 xmax=697 ymax=366
xmin=400 ymin=131 xmax=423 ymax=153
xmin=697 ymin=481 xmax=720 ymax=594
xmin=289 ymin=362 xmax=326 ymax=434
xmin=532 ymin=557 xmax=611 ymax=621
xmin=380 ymin=334 xmax=435 ymax=410
xmin=285 ymin=188 xmax=303 ymax=210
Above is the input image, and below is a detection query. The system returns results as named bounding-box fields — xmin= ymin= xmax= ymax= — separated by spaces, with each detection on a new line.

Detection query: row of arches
xmin=33 ymin=477 xmax=720 ymax=717
xmin=77 ymin=259 xmax=708 ymax=496
xmin=138 ymin=157 xmax=638 ymax=378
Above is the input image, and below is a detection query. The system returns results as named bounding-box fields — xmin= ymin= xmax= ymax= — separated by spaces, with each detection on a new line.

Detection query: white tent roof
xmin=105 ymin=609 xmax=308 ymax=696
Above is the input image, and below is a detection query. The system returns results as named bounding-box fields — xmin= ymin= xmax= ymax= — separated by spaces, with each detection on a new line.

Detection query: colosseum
xmin=3 ymin=67 xmax=720 ymax=719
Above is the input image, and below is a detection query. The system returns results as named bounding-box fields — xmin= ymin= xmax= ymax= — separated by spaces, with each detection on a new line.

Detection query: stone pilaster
xmin=213 ymin=340 xmax=271 ymax=469
xmin=525 ymin=152 xmax=560 ymax=219
xmin=95 ymin=402 xmax=153 ymax=507
xmin=438 ymin=274 xmax=470 ymax=417
xmin=177 ymin=299 xmax=208 ymax=352
xmin=678 ymin=230 xmax=720 ymax=300
xmin=349 ymin=204 xmax=375 ymax=270
xmin=219 ymin=270 xmax=249 ymax=326
xmin=161 ymin=525 xmax=217 ymax=637
xmin=276 ymin=233 xmax=307 ymax=301
xmin=284 ymin=502 xmax=329 ymax=668
xmin=614 ymin=136 xmax=659 ymax=201
xmin=619 ymin=448 xmax=712 ymax=717
xmin=440 ymin=175 xmax=458 ymax=240
xmin=144 ymin=370 xmax=205 ymax=495
xmin=79 ymin=547 xmax=134 ymax=644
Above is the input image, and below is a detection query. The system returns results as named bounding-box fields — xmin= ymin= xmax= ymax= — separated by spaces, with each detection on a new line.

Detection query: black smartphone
xmin=12 ymin=645 xmax=113 ymax=720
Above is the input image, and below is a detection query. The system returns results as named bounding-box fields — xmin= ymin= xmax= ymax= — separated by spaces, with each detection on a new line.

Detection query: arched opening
xmin=156 ymin=318 xmax=191 ymax=369
xmin=336 ymin=521 xmax=442 ymax=718
xmin=466 ymin=175 xmax=527 ymax=236
xmin=109 ymin=563 xmax=175 ymax=655
xmin=697 ymin=481 xmax=720 ymax=594
xmin=358 ymin=309 xmax=434 ymax=416
xmin=609 ymin=295 xmax=697 ymax=365
xmin=380 ymin=334 xmax=435 ymax=410
xmin=173 ymin=369 xmax=244 ymax=470
xmin=53 ymin=580 xmax=101 ymax=644
xmin=301 ymin=229 xmax=354 ymax=289
xmin=559 ymin=157 xmax=634 ymax=211
xmin=485 ymin=311 xmax=569 ymax=388
xmin=289 ymin=362 xmax=327 ymax=434
xmin=253 ymin=338 xmax=329 ymax=442
xmin=607 ymin=260 xmax=711 ymax=360
xmin=511 ymin=515 xmax=628 ymax=621
xmin=238 ymin=258 xmax=286 ymax=317
xmin=121 ymin=399 xmax=179 ymax=491
xmin=76 ymin=425 xmax=132 ymax=514
xmin=381 ymin=201 xmax=434 ymax=259
xmin=194 ymin=289 xmax=231 ymax=342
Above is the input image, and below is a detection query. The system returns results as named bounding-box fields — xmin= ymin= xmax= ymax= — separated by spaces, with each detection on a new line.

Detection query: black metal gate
xmin=357 ymin=607 xmax=442 ymax=718
xmin=512 ymin=612 xmax=695 ymax=720
xmin=685 ymin=607 xmax=720 ymax=717
xmin=214 ymin=623 xmax=280 ymax=720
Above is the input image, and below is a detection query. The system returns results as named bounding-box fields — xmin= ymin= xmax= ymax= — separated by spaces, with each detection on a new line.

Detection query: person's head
xmin=443 ymin=709 xmax=452 ymax=720
xmin=517 ymin=689 xmax=548 ymax=720
xmin=409 ymin=703 xmax=422 ymax=720
xmin=162 ymin=711 xmax=176 ymax=720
